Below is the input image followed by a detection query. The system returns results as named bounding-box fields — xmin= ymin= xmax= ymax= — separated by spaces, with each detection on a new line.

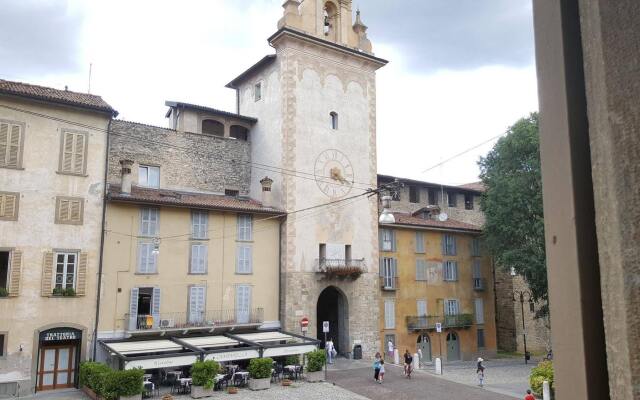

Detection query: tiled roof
xmin=377 ymin=174 xmax=483 ymax=194
xmin=457 ymin=182 xmax=485 ymax=192
xmin=390 ymin=212 xmax=482 ymax=232
xmin=0 ymin=79 xmax=117 ymax=115
xmin=107 ymin=185 xmax=283 ymax=215
xmin=164 ymin=101 xmax=257 ymax=124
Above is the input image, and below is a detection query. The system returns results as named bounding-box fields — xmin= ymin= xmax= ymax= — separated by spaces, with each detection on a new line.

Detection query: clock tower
xmin=227 ymin=0 xmax=387 ymax=357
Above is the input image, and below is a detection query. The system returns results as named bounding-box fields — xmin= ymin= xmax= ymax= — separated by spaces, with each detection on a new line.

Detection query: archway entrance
xmin=417 ymin=333 xmax=432 ymax=363
xmin=316 ymin=286 xmax=349 ymax=355
xmin=446 ymin=331 xmax=460 ymax=361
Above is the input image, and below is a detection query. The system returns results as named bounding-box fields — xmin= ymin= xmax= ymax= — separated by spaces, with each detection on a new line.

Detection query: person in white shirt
xmin=326 ymin=339 xmax=335 ymax=364
xmin=387 ymin=340 xmax=394 ymax=359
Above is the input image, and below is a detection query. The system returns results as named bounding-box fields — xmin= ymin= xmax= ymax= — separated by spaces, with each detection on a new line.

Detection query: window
xmin=473 ymin=259 xmax=483 ymax=289
xmin=380 ymin=257 xmax=397 ymax=289
xmin=415 ymin=259 xmax=428 ymax=281
xmin=59 ymin=131 xmax=88 ymax=175
xmin=380 ymin=229 xmax=395 ymax=252
xmin=230 ymin=125 xmax=249 ymax=141
xmin=254 ymin=82 xmax=262 ymax=101
xmin=475 ymin=298 xmax=485 ymax=324
xmin=236 ymin=285 xmax=251 ymax=323
xmin=0 ymin=332 xmax=5 ymax=357
xmin=237 ymin=214 xmax=252 ymax=241
xmin=447 ymin=191 xmax=457 ymax=207
xmin=409 ymin=186 xmax=419 ymax=203
xmin=140 ymin=208 xmax=159 ymax=236
xmin=442 ymin=234 xmax=457 ymax=255
xmin=54 ymin=252 xmax=77 ymax=290
xmin=236 ymin=245 xmax=252 ymax=274
xmin=137 ymin=242 xmax=157 ymax=274
xmin=445 ymin=299 xmax=460 ymax=316
xmin=191 ymin=210 xmax=208 ymax=239
xmin=417 ymin=299 xmax=427 ymax=316
xmin=0 ymin=191 xmax=19 ymax=221
xmin=55 ymin=197 xmax=83 ymax=225
xmin=428 ymin=188 xmax=438 ymax=205
xmin=477 ymin=328 xmax=485 ymax=348
xmin=465 ymin=193 xmax=474 ymax=210
xmin=330 ymin=112 xmax=338 ymax=130
xmin=188 ymin=286 xmax=206 ymax=323
xmin=225 ymin=189 xmax=239 ymax=198
xmin=471 ymin=238 xmax=481 ymax=256
xmin=0 ymin=251 xmax=9 ymax=292
xmin=202 ymin=119 xmax=224 ymax=137
xmin=0 ymin=120 xmax=24 ymax=169
xmin=190 ymin=244 xmax=207 ymax=274
xmin=415 ymin=231 xmax=425 ymax=253
xmin=384 ymin=299 xmax=395 ymax=329
xmin=444 ymin=260 xmax=458 ymax=281
xmin=384 ymin=334 xmax=396 ymax=349
xmin=138 ymin=165 xmax=160 ymax=188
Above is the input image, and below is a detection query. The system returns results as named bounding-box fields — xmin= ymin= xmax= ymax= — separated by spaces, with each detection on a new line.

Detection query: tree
xmin=479 ymin=113 xmax=548 ymax=316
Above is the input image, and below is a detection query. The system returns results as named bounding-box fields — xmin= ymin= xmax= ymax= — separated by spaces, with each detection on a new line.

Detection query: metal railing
xmin=125 ymin=308 xmax=264 ymax=332
xmin=406 ymin=313 xmax=474 ymax=331
xmin=315 ymin=258 xmax=365 ymax=274
xmin=473 ymin=278 xmax=487 ymax=291
xmin=380 ymin=276 xmax=398 ymax=291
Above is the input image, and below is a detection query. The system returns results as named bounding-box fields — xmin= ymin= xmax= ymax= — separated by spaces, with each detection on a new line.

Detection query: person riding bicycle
xmin=403 ymin=350 xmax=413 ymax=378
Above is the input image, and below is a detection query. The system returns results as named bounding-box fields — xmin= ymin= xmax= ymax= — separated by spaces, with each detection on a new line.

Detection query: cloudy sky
xmin=0 ymin=0 xmax=538 ymax=185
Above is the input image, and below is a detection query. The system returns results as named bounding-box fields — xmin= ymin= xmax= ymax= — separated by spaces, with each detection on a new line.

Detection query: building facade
xmin=226 ymin=0 xmax=387 ymax=356
xmin=377 ymin=175 xmax=497 ymax=362
xmin=0 ymin=80 xmax=115 ymax=396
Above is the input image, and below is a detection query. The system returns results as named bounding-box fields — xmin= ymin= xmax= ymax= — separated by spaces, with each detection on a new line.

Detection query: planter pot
xmin=248 ymin=377 xmax=271 ymax=391
xmin=281 ymin=379 xmax=292 ymax=387
xmin=82 ymin=386 xmax=99 ymax=400
xmin=227 ymin=387 xmax=238 ymax=394
xmin=190 ymin=385 xmax=213 ymax=398
xmin=305 ymin=370 xmax=325 ymax=383
xmin=120 ymin=395 xmax=142 ymax=400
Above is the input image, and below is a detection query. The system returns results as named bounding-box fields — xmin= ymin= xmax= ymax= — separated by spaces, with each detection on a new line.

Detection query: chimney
xmin=260 ymin=176 xmax=274 ymax=208
xmin=120 ymin=159 xmax=134 ymax=195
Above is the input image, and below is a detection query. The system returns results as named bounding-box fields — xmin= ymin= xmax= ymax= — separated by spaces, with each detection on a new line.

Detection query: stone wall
xmin=512 ymin=276 xmax=552 ymax=353
xmin=108 ymin=120 xmax=252 ymax=195
xmin=494 ymin=268 xmax=517 ymax=352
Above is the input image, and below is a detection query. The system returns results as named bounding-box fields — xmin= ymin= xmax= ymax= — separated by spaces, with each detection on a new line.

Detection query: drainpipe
xmin=92 ymin=117 xmax=112 ymax=360
xmin=278 ymin=218 xmax=284 ymax=327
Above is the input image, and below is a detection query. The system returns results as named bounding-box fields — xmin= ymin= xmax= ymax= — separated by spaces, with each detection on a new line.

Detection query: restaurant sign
xmin=41 ymin=328 xmax=81 ymax=343
xmin=263 ymin=344 xmax=317 ymax=358
xmin=205 ymin=349 xmax=260 ymax=362
xmin=125 ymin=355 xmax=199 ymax=370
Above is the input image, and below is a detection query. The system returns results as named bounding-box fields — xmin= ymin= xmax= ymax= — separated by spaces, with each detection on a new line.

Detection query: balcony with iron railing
xmin=315 ymin=258 xmax=366 ymax=279
xmin=124 ymin=308 xmax=264 ymax=333
xmin=406 ymin=313 xmax=474 ymax=331
xmin=380 ymin=276 xmax=398 ymax=291
xmin=473 ymin=277 xmax=487 ymax=291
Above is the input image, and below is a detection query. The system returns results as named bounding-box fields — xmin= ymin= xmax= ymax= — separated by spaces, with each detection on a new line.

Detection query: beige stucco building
xmin=0 ymin=80 xmax=115 ymax=396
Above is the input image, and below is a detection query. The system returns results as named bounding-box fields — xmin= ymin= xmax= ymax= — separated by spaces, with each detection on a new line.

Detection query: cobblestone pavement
xmin=420 ymin=357 xmax=536 ymax=398
xmin=327 ymin=362 xmax=519 ymax=400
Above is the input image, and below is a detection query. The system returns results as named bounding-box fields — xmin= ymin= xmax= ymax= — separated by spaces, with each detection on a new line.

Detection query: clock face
xmin=314 ymin=149 xmax=354 ymax=198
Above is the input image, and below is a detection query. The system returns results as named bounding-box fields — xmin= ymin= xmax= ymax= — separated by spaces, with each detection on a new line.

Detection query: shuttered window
xmin=384 ymin=299 xmax=395 ymax=329
xmin=415 ymin=231 xmax=425 ymax=253
xmin=443 ymin=260 xmax=458 ymax=281
xmin=236 ymin=285 xmax=251 ymax=323
xmin=54 ymin=252 xmax=76 ymax=291
xmin=190 ymin=244 xmax=207 ymax=274
xmin=445 ymin=299 xmax=460 ymax=316
xmin=236 ymin=245 xmax=252 ymax=274
xmin=380 ymin=257 xmax=397 ymax=289
xmin=415 ymin=259 xmax=428 ymax=281
xmin=380 ymin=229 xmax=396 ymax=252
xmin=191 ymin=210 xmax=208 ymax=239
xmin=417 ymin=299 xmax=427 ymax=317
xmin=0 ymin=192 xmax=19 ymax=221
xmin=442 ymin=234 xmax=457 ymax=256
xmin=0 ymin=120 xmax=24 ymax=169
xmin=59 ymin=131 xmax=88 ymax=175
xmin=140 ymin=207 xmax=159 ymax=236
xmin=137 ymin=242 xmax=157 ymax=273
xmin=237 ymin=214 xmax=252 ymax=241
xmin=475 ymin=298 xmax=485 ymax=324
xmin=471 ymin=238 xmax=481 ymax=256
xmin=188 ymin=286 xmax=206 ymax=323
xmin=55 ymin=197 xmax=84 ymax=225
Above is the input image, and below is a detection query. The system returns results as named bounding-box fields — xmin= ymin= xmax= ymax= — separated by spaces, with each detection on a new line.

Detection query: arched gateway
xmin=316 ymin=286 xmax=349 ymax=355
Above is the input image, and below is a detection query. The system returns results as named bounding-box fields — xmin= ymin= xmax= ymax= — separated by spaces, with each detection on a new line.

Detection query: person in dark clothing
xmin=476 ymin=358 xmax=485 ymax=387
xmin=373 ymin=352 xmax=382 ymax=382
xmin=403 ymin=350 xmax=413 ymax=378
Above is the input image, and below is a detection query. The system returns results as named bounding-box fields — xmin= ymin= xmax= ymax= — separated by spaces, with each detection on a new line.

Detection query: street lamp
xmin=512 ymin=289 xmax=535 ymax=364
xmin=379 ymin=192 xmax=395 ymax=224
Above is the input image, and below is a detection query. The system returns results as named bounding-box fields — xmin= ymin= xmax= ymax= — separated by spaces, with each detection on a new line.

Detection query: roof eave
xmin=0 ymin=90 xmax=118 ymax=118
xmin=383 ymin=222 xmax=482 ymax=234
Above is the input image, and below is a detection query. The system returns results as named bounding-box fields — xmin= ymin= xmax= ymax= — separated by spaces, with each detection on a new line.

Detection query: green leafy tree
xmin=479 ymin=113 xmax=548 ymax=316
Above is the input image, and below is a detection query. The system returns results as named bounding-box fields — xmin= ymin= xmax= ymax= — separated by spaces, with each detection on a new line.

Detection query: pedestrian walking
xmin=378 ymin=359 xmax=385 ymax=383
xmin=524 ymin=389 xmax=536 ymax=400
xmin=476 ymin=357 xmax=485 ymax=387
xmin=387 ymin=339 xmax=394 ymax=359
xmin=403 ymin=350 xmax=413 ymax=378
xmin=373 ymin=352 xmax=382 ymax=382
xmin=326 ymin=338 xmax=335 ymax=364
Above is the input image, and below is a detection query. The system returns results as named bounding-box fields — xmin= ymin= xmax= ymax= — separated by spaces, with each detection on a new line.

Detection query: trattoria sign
xmin=41 ymin=329 xmax=80 ymax=342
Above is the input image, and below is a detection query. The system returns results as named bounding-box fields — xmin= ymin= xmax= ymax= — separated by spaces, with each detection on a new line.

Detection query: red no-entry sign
xmin=300 ymin=317 xmax=309 ymax=328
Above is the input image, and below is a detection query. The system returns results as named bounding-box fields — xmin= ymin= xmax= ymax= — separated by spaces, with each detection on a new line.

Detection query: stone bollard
xmin=543 ymin=380 xmax=551 ymax=400
xmin=435 ymin=357 xmax=443 ymax=375
xmin=413 ymin=353 xmax=419 ymax=371
xmin=394 ymin=349 xmax=400 ymax=365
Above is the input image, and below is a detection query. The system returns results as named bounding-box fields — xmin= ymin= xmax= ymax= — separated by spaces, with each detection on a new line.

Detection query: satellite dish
xmin=438 ymin=212 xmax=449 ymax=222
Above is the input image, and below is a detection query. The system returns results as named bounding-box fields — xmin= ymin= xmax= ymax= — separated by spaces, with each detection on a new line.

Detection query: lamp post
xmin=378 ymin=191 xmax=395 ymax=225
xmin=512 ymin=289 xmax=534 ymax=364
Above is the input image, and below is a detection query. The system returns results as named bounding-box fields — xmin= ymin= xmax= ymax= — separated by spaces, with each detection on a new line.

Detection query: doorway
xmin=446 ymin=331 xmax=460 ymax=361
xmin=37 ymin=345 xmax=76 ymax=391
xmin=316 ymin=286 xmax=349 ymax=355
xmin=417 ymin=334 xmax=432 ymax=362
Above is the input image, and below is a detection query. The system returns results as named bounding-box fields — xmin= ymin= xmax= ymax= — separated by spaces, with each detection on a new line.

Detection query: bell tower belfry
xmin=227 ymin=0 xmax=387 ymax=358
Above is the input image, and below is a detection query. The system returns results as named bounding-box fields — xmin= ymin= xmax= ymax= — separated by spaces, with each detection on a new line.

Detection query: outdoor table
xmin=166 ymin=370 xmax=182 ymax=378
xmin=143 ymin=381 xmax=154 ymax=390
xmin=179 ymin=377 xmax=192 ymax=386
xmin=215 ymin=374 xmax=225 ymax=383
xmin=143 ymin=373 xmax=153 ymax=380
xmin=233 ymin=371 xmax=249 ymax=386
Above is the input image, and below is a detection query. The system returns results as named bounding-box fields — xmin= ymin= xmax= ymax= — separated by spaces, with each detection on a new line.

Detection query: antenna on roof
xmin=88 ymin=63 xmax=93 ymax=94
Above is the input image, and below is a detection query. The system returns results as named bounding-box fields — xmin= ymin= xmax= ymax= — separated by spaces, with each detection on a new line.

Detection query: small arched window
xmin=330 ymin=112 xmax=338 ymax=130
xmin=230 ymin=125 xmax=249 ymax=141
xmin=202 ymin=119 xmax=224 ymax=137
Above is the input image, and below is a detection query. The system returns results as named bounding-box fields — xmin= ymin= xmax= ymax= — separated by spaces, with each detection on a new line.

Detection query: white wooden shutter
xmin=236 ymin=285 xmax=251 ymax=323
xmin=472 ymin=260 xmax=482 ymax=278
xmin=416 ymin=259 xmax=427 ymax=281
xmin=190 ymin=244 xmax=207 ymax=274
xmin=75 ymin=252 xmax=88 ymax=295
xmin=152 ymin=287 xmax=161 ymax=328
xmin=391 ymin=230 xmax=397 ymax=252
xmin=58 ymin=199 xmax=70 ymax=221
xmin=73 ymin=133 xmax=85 ymax=173
xmin=138 ymin=242 xmax=156 ymax=273
xmin=384 ymin=299 xmax=395 ymax=329
xmin=415 ymin=232 xmax=425 ymax=253
xmin=189 ymin=286 xmax=205 ymax=323
xmin=0 ymin=193 xmax=18 ymax=220
xmin=417 ymin=300 xmax=427 ymax=317
xmin=475 ymin=298 xmax=484 ymax=324
xmin=192 ymin=210 xmax=208 ymax=239
xmin=129 ymin=288 xmax=139 ymax=330
xmin=61 ymin=132 xmax=74 ymax=173
xmin=0 ymin=122 xmax=22 ymax=168
xmin=8 ymin=250 xmax=22 ymax=296
xmin=41 ymin=252 xmax=54 ymax=296
xmin=70 ymin=200 xmax=82 ymax=223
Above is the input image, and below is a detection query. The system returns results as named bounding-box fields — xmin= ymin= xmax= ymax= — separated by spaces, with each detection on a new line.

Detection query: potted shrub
xmin=116 ymin=368 xmax=145 ymax=400
xmin=190 ymin=360 xmax=220 ymax=398
xmin=248 ymin=358 xmax=273 ymax=391
xmin=63 ymin=287 xmax=76 ymax=297
xmin=530 ymin=360 xmax=554 ymax=398
xmin=79 ymin=361 xmax=111 ymax=399
xmin=52 ymin=287 xmax=64 ymax=296
xmin=305 ymin=350 xmax=326 ymax=382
